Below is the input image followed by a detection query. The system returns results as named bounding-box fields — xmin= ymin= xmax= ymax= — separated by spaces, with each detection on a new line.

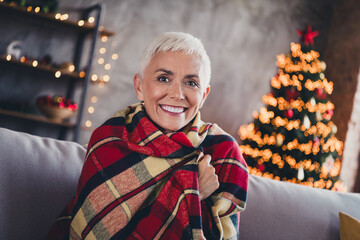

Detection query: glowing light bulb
xmin=55 ymin=71 xmax=61 ymax=78
xmin=104 ymin=64 xmax=111 ymax=70
xmin=112 ymin=53 xmax=118 ymax=60
xmin=101 ymin=36 xmax=108 ymax=43
xmin=91 ymin=74 xmax=98 ymax=81
xmin=61 ymin=14 xmax=69 ymax=21
xmin=78 ymin=20 xmax=85 ymax=26
xmin=88 ymin=17 xmax=95 ymax=23
xmin=85 ymin=120 xmax=92 ymax=127
xmin=34 ymin=7 xmax=40 ymax=13
xmin=103 ymin=75 xmax=110 ymax=82
xmin=32 ymin=60 xmax=38 ymax=67
xmin=88 ymin=106 xmax=95 ymax=113
xmin=91 ymin=96 xmax=98 ymax=103
xmin=55 ymin=13 xmax=61 ymax=19
xmin=99 ymin=47 xmax=106 ymax=54
xmin=68 ymin=65 xmax=75 ymax=72
xmin=79 ymin=71 xmax=86 ymax=78
xmin=98 ymin=58 xmax=104 ymax=65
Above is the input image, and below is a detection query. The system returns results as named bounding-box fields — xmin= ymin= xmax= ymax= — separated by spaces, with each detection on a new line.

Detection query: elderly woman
xmin=48 ymin=32 xmax=248 ymax=240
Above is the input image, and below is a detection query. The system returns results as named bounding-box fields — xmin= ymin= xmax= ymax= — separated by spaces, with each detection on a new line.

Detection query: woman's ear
xmin=199 ymin=85 xmax=210 ymax=108
xmin=133 ymin=74 xmax=144 ymax=101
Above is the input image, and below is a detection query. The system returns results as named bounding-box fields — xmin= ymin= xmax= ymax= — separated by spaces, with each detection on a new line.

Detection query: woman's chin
xmin=160 ymin=125 xmax=183 ymax=133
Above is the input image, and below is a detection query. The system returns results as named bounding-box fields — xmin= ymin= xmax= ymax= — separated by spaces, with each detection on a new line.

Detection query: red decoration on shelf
xmin=297 ymin=24 xmax=319 ymax=46
xmin=286 ymin=87 xmax=299 ymax=102
xmin=284 ymin=109 xmax=294 ymax=118
xmin=36 ymin=95 xmax=78 ymax=111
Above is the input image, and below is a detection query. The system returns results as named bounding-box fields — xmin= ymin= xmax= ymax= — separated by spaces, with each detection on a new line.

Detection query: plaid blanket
xmin=47 ymin=103 xmax=248 ymax=240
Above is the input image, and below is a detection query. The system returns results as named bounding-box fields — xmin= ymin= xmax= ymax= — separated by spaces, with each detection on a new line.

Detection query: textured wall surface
xmin=55 ymin=0 xmax=335 ymax=144
xmin=323 ymin=0 xmax=360 ymax=191
xmin=2 ymin=0 xmax=359 ymax=189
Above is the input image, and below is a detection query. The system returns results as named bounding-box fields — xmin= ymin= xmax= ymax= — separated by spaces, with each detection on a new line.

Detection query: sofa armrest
xmin=0 ymin=128 xmax=86 ymax=239
xmin=239 ymin=175 xmax=360 ymax=240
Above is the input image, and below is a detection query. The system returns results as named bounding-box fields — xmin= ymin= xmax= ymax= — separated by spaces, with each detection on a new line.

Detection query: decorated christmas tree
xmin=239 ymin=25 xmax=346 ymax=191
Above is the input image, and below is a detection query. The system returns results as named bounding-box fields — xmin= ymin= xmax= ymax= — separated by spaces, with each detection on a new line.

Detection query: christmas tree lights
xmin=239 ymin=25 xmax=345 ymax=191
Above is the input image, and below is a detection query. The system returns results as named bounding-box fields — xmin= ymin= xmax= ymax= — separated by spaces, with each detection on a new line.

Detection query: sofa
xmin=1 ymin=127 xmax=359 ymax=240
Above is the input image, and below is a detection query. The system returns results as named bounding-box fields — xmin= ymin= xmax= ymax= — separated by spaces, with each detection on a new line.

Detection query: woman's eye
xmin=157 ymin=76 xmax=169 ymax=82
xmin=186 ymin=80 xmax=199 ymax=87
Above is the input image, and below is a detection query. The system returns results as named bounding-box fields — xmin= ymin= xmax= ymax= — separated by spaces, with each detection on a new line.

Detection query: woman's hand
xmin=198 ymin=153 xmax=220 ymax=200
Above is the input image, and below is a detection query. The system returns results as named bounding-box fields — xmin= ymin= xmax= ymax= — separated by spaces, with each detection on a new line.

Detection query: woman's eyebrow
xmin=156 ymin=69 xmax=173 ymax=75
xmin=155 ymin=69 xmax=199 ymax=79
xmin=185 ymin=74 xmax=199 ymax=79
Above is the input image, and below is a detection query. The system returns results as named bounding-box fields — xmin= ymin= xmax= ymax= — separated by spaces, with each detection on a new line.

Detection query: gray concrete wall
xmin=0 ymin=0 xmax=336 ymax=143
xmin=56 ymin=0 xmax=334 ymax=145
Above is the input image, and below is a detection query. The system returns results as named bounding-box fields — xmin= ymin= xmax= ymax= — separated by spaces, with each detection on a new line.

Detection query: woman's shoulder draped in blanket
xmin=48 ymin=102 xmax=248 ymax=240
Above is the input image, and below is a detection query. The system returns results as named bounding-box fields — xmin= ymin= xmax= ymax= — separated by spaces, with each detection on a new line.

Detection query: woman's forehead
xmin=147 ymin=51 xmax=203 ymax=74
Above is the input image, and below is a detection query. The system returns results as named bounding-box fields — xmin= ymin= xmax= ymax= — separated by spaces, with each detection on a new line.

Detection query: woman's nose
xmin=169 ymin=82 xmax=185 ymax=100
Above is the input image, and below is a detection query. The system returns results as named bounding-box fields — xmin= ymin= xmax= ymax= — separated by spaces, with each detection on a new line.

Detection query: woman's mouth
xmin=160 ymin=105 xmax=187 ymax=114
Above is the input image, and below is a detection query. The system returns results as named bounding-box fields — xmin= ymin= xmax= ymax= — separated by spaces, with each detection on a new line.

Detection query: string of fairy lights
xmin=239 ymin=42 xmax=344 ymax=191
xmin=84 ymin=35 xmax=119 ymax=129
xmin=1 ymin=1 xmax=117 ymax=131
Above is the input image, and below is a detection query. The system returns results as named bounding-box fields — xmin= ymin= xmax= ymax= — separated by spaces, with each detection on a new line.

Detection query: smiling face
xmin=134 ymin=51 xmax=210 ymax=133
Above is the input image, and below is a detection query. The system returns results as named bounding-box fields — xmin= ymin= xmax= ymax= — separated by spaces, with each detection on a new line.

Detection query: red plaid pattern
xmin=47 ymin=103 xmax=248 ymax=240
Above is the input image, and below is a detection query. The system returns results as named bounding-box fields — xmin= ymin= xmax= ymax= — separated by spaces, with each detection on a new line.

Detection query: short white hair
xmin=139 ymin=32 xmax=211 ymax=85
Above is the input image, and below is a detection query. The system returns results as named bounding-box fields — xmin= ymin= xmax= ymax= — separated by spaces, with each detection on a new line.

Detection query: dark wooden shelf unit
xmin=0 ymin=2 xmax=114 ymax=141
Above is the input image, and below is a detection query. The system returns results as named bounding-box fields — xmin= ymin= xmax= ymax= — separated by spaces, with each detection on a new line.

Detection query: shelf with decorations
xmin=0 ymin=55 xmax=86 ymax=79
xmin=0 ymin=1 xmax=114 ymax=37
xmin=0 ymin=1 xmax=114 ymax=141
xmin=0 ymin=108 xmax=75 ymax=127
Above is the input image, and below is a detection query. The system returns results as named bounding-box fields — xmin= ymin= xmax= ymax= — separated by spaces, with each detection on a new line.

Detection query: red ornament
xmin=297 ymin=24 xmax=319 ymax=46
xmin=324 ymin=109 xmax=334 ymax=120
xmin=284 ymin=109 xmax=294 ymax=118
xmin=315 ymin=88 xmax=327 ymax=99
xmin=286 ymin=87 xmax=299 ymax=102
xmin=257 ymin=163 xmax=265 ymax=172
xmin=313 ymin=136 xmax=320 ymax=147
xmin=327 ymin=109 xmax=334 ymax=117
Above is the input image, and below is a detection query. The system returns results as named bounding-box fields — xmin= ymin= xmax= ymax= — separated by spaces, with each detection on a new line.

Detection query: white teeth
xmin=161 ymin=105 xmax=185 ymax=113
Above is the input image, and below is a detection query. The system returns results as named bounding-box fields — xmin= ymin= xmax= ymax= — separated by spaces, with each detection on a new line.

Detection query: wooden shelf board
xmin=0 ymin=108 xmax=76 ymax=127
xmin=0 ymin=56 xmax=85 ymax=79
xmin=0 ymin=2 xmax=114 ymax=36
